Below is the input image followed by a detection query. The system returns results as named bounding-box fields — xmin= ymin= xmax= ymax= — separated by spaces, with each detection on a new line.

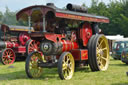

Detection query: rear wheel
xmin=25 ymin=51 xmax=43 ymax=78
xmin=88 ymin=34 xmax=109 ymax=71
xmin=58 ymin=52 xmax=75 ymax=80
xmin=0 ymin=48 xmax=16 ymax=65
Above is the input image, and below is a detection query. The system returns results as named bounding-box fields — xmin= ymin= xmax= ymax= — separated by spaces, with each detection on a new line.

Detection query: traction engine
xmin=16 ymin=3 xmax=110 ymax=80
xmin=0 ymin=24 xmax=39 ymax=65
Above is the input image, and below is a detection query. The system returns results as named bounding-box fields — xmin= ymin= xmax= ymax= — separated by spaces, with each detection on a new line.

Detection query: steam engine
xmin=16 ymin=2 xmax=110 ymax=80
xmin=0 ymin=24 xmax=31 ymax=65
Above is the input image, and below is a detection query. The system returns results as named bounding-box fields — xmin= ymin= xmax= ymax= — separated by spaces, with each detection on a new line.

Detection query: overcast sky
xmin=0 ymin=0 xmax=118 ymax=12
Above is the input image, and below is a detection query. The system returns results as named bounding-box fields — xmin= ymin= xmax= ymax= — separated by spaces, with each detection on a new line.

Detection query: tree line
xmin=0 ymin=0 xmax=128 ymax=36
xmin=0 ymin=7 xmax=27 ymax=26
xmin=87 ymin=0 xmax=128 ymax=37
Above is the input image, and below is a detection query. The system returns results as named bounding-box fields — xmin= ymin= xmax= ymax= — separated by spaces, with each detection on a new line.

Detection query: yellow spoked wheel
xmin=58 ymin=52 xmax=75 ymax=80
xmin=88 ymin=34 xmax=109 ymax=71
xmin=25 ymin=51 xmax=43 ymax=78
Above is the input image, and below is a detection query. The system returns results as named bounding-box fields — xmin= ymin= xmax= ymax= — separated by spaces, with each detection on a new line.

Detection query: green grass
xmin=0 ymin=57 xmax=128 ymax=85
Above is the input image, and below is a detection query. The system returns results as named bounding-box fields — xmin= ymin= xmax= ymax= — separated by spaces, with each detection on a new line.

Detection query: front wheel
xmin=25 ymin=51 xmax=43 ymax=78
xmin=58 ymin=52 xmax=75 ymax=80
xmin=88 ymin=34 xmax=109 ymax=71
xmin=0 ymin=48 xmax=16 ymax=65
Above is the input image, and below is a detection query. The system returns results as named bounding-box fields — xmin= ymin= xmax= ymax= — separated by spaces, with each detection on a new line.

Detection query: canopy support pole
xmin=43 ymin=15 xmax=46 ymax=32
xmin=28 ymin=16 xmax=31 ymax=33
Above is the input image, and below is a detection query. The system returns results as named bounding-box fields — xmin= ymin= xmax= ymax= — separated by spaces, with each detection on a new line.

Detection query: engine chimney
xmin=66 ymin=3 xmax=88 ymax=13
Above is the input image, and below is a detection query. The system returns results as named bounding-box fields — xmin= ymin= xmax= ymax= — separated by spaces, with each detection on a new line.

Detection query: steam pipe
xmin=0 ymin=41 xmax=6 ymax=48
xmin=66 ymin=3 xmax=88 ymax=13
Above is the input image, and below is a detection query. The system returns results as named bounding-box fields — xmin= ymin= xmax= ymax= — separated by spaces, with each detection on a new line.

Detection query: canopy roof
xmin=0 ymin=24 xmax=34 ymax=32
xmin=16 ymin=4 xmax=109 ymax=23
xmin=8 ymin=25 xmax=34 ymax=31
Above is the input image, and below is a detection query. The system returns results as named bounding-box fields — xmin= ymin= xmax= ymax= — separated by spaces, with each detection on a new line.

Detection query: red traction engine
xmin=16 ymin=3 xmax=110 ymax=80
xmin=0 ymin=24 xmax=39 ymax=65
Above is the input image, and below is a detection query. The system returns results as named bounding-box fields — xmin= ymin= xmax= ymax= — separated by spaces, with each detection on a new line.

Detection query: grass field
xmin=0 ymin=57 xmax=128 ymax=85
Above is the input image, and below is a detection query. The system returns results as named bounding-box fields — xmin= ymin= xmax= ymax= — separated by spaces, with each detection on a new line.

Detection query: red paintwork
xmin=14 ymin=46 xmax=26 ymax=53
xmin=19 ymin=32 xmax=30 ymax=45
xmin=71 ymin=49 xmax=88 ymax=61
xmin=56 ymin=12 xmax=109 ymax=23
xmin=5 ymin=42 xmax=19 ymax=48
xmin=5 ymin=41 xmax=30 ymax=53
xmin=43 ymin=33 xmax=79 ymax=52
xmin=79 ymin=22 xmax=92 ymax=46
xmin=41 ymin=22 xmax=91 ymax=61
xmin=81 ymin=50 xmax=88 ymax=60
xmin=61 ymin=40 xmax=79 ymax=52
xmin=44 ymin=33 xmax=66 ymax=42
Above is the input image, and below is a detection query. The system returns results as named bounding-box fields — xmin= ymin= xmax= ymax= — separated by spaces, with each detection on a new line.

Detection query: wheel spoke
xmin=63 ymin=70 xmax=67 ymax=78
xmin=101 ymin=47 xmax=107 ymax=51
xmin=101 ymin=56 xmax=107 ymax=61
xmin=30 ymin=43 xmax=34 ymax=48
xmin=97 ymin=48 xmax=100 ymax=54
xmin=99 ymin=39 xmax=104 ymax=47
xmin=62 ymin=64 xmax=67 ymax=70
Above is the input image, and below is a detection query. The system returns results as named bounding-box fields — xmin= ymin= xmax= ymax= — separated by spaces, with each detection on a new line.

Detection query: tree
xmin=87 ymin=0 xmax=128 ymax=37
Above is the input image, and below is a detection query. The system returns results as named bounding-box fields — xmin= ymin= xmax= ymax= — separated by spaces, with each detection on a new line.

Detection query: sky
xmin=0 ymin=0 xmax=118 ymax=13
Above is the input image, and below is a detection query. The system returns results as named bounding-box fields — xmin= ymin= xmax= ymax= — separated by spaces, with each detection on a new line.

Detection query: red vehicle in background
xmin=16 ymin=3 xmax=110 ymax=80
xmin=0 ymin=24 xmax=39 ymax=65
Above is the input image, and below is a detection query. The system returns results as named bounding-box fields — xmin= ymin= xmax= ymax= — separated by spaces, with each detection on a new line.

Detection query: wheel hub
xmin=8 ymin=55 xmax=10 ymax=58
xmin=34 ymin=49 xmax=37 ymax=51
xmin=99 ymin=49 xmax=103 ymax=56
xmin=43 ymin=44 xmax=49 ymax=51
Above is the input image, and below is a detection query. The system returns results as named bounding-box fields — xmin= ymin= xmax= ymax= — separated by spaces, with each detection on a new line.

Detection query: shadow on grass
xmin=111 ymin=83 xmax=128 ymax=85
xmin=0 ymin=70 xmax=27 ymax=81
xmin=0 ymin=66 xmax=92 ymax=81
xmin=0 ymin=68 xmax=59 ymax=81
xmin=109 ymin=63 xmax=128 ymax=67
xmin=75 ymin=66 xmax=91 ymax=73
xmin=110 ymin=59 xmax=120 ymax=61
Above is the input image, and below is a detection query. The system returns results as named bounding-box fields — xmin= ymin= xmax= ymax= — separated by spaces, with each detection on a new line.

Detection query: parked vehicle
xmin=0 ymin=24 xmax=39 ymax=65
xmin=121 ymin=47 xmax=128 ymax=64
xmin=16 ymin=3 xmax=110 ymax=80
xmin=112 ymin=41 xmax=128 ymax=60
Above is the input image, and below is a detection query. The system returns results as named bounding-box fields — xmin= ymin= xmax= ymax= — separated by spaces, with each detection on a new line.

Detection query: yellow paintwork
xmin=96 ymin=35 xmax=109 ymax=71
xmin=29 ymin=52 xmax=43 ymax=78
xmin=10 ymin=28 xmax=34 ymax=32
xmin=62 ymin=53 xmax=75 ymax=80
